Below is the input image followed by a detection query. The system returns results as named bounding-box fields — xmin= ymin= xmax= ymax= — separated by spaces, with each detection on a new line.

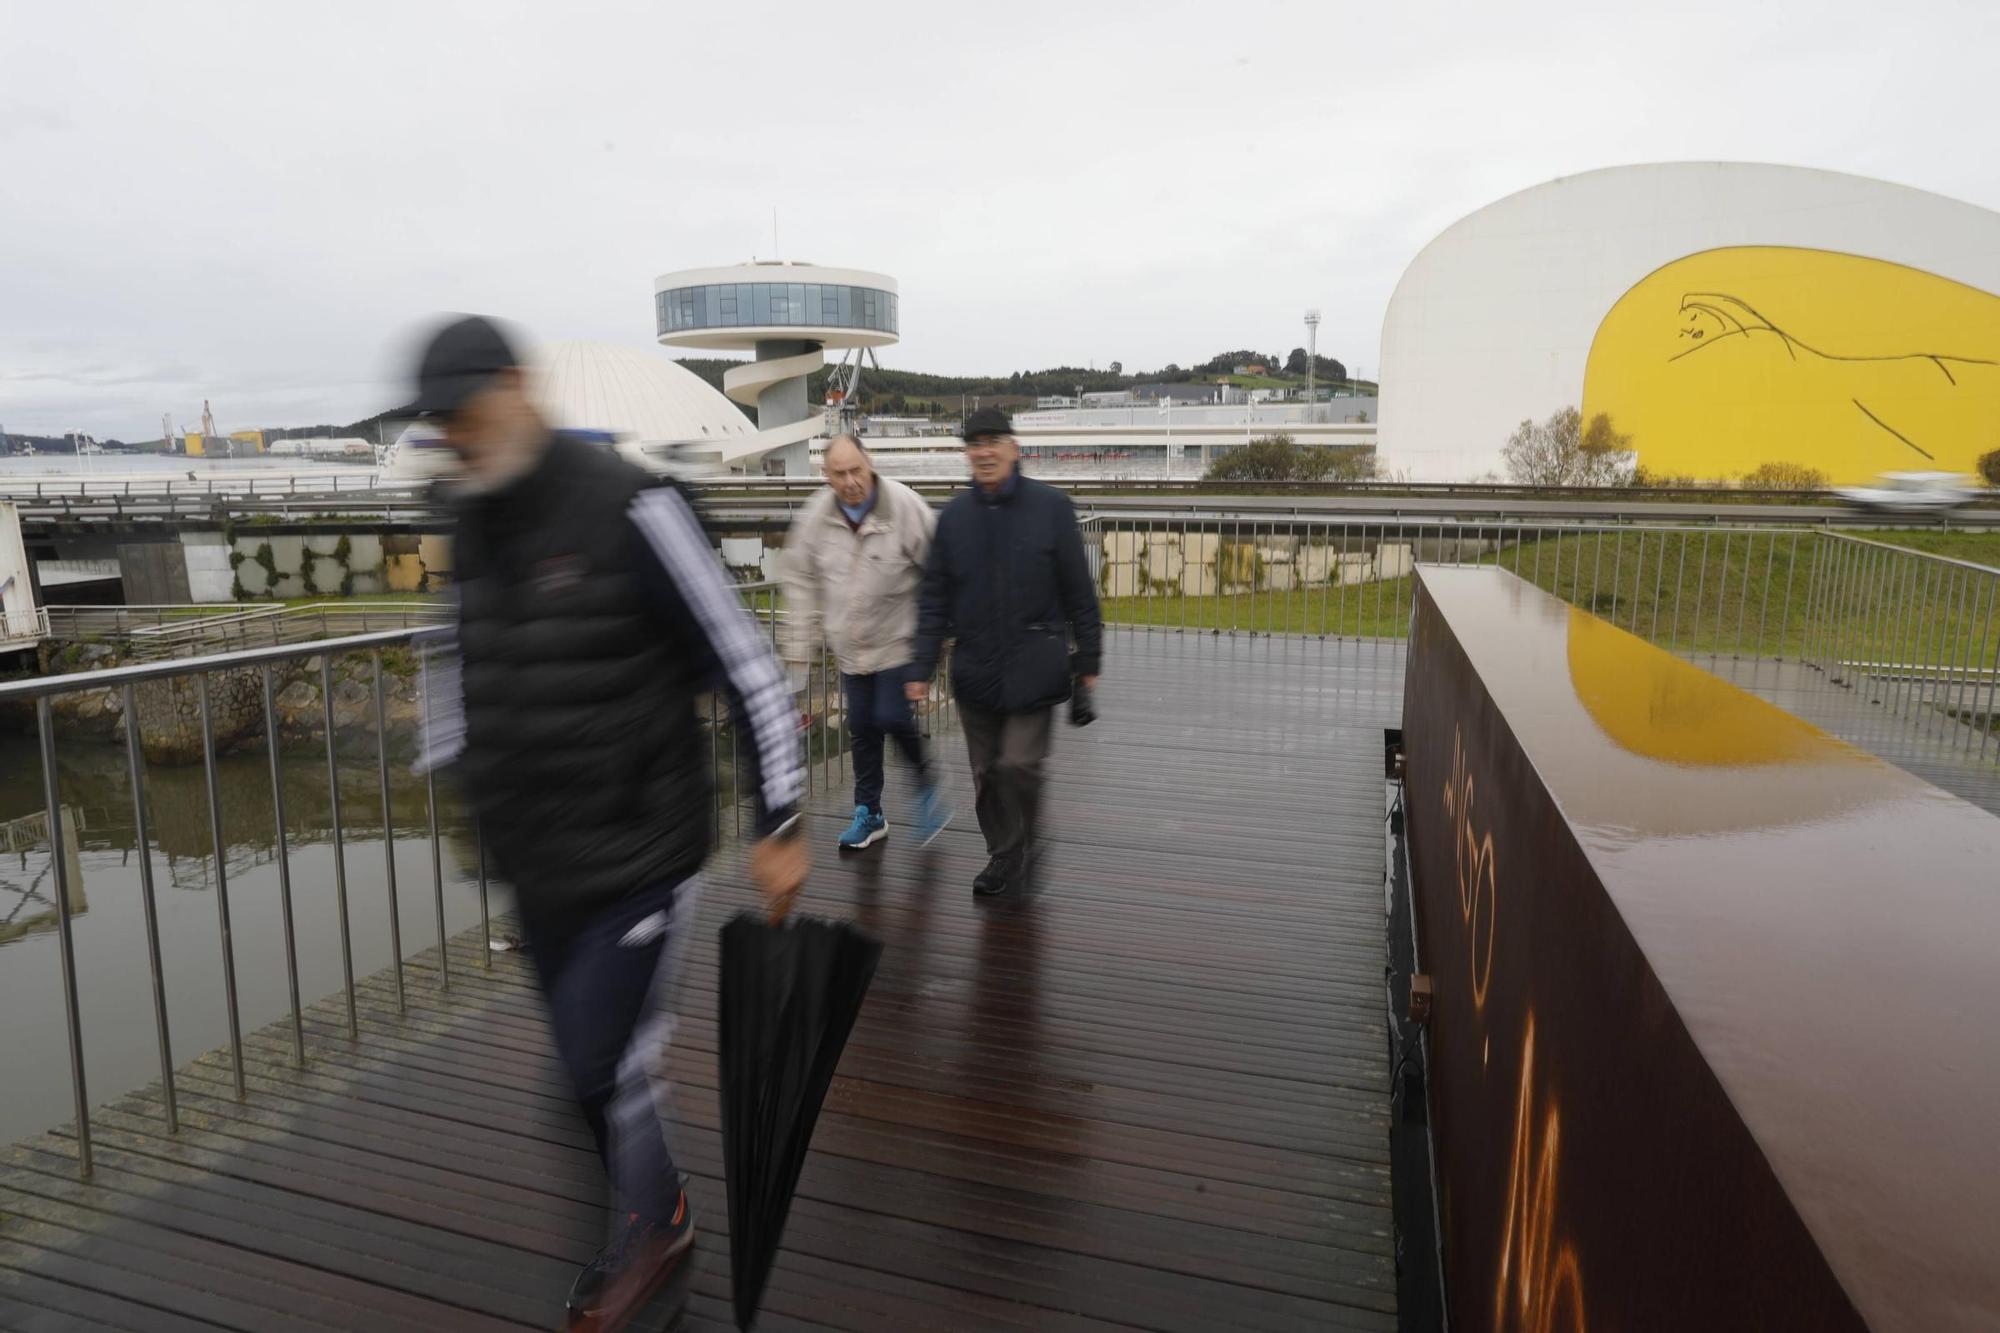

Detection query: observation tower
xmin=654 ymin=261 xmax=899 ymax=474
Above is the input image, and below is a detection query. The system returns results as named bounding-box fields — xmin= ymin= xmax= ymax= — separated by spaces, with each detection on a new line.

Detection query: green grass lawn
xmin=1103 ymin=576 xmax=1418 ymax=638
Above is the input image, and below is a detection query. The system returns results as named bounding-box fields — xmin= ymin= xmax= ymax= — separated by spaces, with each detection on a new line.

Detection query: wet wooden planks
xmin=0 ymin=630 xmax=1404 ymax=1331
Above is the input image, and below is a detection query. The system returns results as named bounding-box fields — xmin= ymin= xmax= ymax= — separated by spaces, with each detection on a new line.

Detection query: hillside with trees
xmin=672 ymin=352 xmax=1373 ymax=419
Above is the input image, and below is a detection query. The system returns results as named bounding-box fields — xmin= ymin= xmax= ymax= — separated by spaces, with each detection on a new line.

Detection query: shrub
xmin=1978 ymin=448 xmax=2000 ymax=488
xmin=1205 ymin=433 xmax=1372 ymax=483
xmin=1740 ymin=461 xmax=1828 ymax=490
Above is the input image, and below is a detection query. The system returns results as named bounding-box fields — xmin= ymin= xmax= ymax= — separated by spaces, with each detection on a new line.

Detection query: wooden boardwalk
xmin=0 ymin=630 xmax=1407 ymax=1332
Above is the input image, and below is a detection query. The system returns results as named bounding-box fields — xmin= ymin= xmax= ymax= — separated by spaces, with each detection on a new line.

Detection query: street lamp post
xmin=1304 ymin=309 xmax=1322 ymax=424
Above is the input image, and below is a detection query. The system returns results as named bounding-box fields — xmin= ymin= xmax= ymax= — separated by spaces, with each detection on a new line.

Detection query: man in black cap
xmin=909 ymin=407 xmax=1102 ymax=897
xmin=410 ymin=315 xmax=807 ymax=1330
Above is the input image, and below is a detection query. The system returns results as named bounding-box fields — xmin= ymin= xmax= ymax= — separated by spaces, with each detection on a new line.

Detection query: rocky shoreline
xmin=2 ymin=643 xmax=429 ymax=764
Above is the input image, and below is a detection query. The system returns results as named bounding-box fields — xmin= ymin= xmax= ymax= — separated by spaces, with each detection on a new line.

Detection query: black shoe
xmin=973 ymin=854 xmax=1023 ymax=898
xmin=566 ymin=1192 xmax=694 ymax=1331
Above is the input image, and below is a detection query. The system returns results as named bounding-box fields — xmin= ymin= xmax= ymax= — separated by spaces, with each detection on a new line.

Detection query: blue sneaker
xmin=913 ymin=783 xmax=955 ymax=848
xmin=837 ymin=805 xmax=887 ymax=851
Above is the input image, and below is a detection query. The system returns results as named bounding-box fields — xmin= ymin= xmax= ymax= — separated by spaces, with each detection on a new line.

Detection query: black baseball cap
xmin=407 ymin=314 xmax=521 ymax=418
xmin=962 ymin=406 xmax=1014 ymax=442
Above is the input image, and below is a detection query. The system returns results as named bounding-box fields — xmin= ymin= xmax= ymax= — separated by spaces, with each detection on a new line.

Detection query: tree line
xmin=673 ymin=349 xmax=1364 ymax=419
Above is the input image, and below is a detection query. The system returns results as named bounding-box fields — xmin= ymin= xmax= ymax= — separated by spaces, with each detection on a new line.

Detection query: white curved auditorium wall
xmin=1376 ymin=163 xmax=2000 ymax=481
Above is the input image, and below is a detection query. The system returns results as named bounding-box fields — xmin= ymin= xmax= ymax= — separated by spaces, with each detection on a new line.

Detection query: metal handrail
xmin=0 ymin=627 xmax=438 ymax=702
xmin=1801 ymin=530 xmax=2000 ymax=762
xmin=0 ymin=472 xmax=396 ymax=500
xmin=11 ymin=583 xmax=937 ymax=1178
xmin=15 ymin=625 xmax=446 ymax=1177
xmin=2 ymin=605 xmax=50 ymax=641
xmin=1816 ymin=528 xmax=2000 ymax=577
xmin=1078 ymin=512 xmax=1998 ymax=762
xmin=36 ymin=603 xmax=451 ymax=662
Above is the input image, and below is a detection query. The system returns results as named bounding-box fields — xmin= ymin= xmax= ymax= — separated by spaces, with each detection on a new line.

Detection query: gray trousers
xmin=957 ymin=701 xmax=1054 ymax=863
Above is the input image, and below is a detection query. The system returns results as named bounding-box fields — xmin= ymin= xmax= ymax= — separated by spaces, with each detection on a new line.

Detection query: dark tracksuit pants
xmin=518 ymin=874 xmax=701 ymax=1230
xmin=844 ymin=668 xmax=932 ymax=815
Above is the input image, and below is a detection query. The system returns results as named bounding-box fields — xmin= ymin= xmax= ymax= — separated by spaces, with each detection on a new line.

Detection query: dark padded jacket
xmin=449 ymin=435 xmax=801 ymax=913
xmin=911 ymin=472 xmax=1103 ymax=714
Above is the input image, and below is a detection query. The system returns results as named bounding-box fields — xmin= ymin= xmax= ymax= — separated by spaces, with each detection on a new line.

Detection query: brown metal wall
xmin=1402 ymin=577 xmax=1865 ymax=1332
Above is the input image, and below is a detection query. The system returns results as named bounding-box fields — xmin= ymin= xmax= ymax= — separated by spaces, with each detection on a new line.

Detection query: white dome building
xmin=1377 ymin=163 xmax=2000 ymax=483
xmin=532 ymin=339 xmax=754 ymax=473
xmin=380 ymin=340 xmax=755 ymax=483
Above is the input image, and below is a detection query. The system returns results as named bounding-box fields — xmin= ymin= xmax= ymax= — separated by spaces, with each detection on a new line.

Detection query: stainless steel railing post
xmin=1799 ymin=534 xmax=1827 ymax=671
xmin=1931 ymin=570 xmax=1971 ymax=743
xmin=373 ymin=652 xmax=405 ymax=1012
xmin=260 ymin=664 xmax=306 ymax=1066
xmin=1610 ymin=528 xmax=1624 ymax=627
xmin=36 ymin=700 xmax=93 ymax=1175
xmin=120 ymin=682 xmax=177 ymax=1131
xmin=195 ymin=672 xmax=246 ymax=1096
xmin=419 ymin=649 xmax=449 ymax=992
xmin=1668 ymin=534 xmax=1689 ymax=654
xmin=1950 ymin=577 xmax=1993 ymax=751
xmin=1691 ymin=531 xmax=1711 ymax=659
xmin=320 ymin=656 xmax=358 ymax=1036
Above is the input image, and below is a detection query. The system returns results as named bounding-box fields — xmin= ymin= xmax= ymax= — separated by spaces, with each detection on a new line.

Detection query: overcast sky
xmin=4 ymin=0 xmax=1996 ymax=440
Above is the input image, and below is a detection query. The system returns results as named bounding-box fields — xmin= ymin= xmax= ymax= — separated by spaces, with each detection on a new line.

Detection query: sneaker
xmin=565 ymin=1194 xmax=695 ymax=1331
xmin=913 ymin=783 xmax=955 ymax=848
xmin=837 ymin=805 xmax=887 ymax=851
xmin=973 ymin=854 xmax=1021 ymax=898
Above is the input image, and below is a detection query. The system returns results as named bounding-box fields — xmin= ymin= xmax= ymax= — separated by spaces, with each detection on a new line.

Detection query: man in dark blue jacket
xmin=909 ymin=407 xmax=1102 ymax=897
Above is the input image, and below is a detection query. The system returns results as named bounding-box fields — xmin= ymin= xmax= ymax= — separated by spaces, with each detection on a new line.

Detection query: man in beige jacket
xmin=783 ymin=435 xmax=952 ymax=850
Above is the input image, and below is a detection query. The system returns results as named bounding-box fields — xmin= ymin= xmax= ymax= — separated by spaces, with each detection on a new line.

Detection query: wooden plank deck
xmin=0 ymin=629 xmax=1406 ymax=1332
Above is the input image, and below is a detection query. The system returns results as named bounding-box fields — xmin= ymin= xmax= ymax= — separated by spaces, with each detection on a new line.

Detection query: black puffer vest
xmin=452 ymin=435 xmax=711 ymax=911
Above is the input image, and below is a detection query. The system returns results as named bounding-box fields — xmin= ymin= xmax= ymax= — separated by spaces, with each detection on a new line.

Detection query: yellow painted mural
xmin=1582 ymin=246 xmax=2000 ymax=484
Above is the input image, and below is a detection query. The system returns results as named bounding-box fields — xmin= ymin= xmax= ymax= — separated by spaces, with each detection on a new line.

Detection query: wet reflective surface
xmin=1 ymin=629 xmax=1411 ymax=1327
xmin=0 ymin=730 xmax=489 ymax=1145
xmin=1408 ymin=566 xmax=2000 ymax=1332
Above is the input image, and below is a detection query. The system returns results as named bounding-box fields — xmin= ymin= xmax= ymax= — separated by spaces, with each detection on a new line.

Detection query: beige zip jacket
xmin=780 ymin=475 xmax=937 ymax=676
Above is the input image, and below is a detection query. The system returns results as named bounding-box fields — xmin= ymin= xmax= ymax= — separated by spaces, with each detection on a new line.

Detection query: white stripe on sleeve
xmin=415 ymin=626 xmax=465 ymax=774
xmin=630 ymin=488 xmax=805 ymax=814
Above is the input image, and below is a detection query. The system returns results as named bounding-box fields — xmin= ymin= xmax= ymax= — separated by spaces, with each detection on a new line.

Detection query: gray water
xmin=0 ymin=729 xmax=494 ymax=1146
xmin=0 ymin=455 xmax=365 ymax=479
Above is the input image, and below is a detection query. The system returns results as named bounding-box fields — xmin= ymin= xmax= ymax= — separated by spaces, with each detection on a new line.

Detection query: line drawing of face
xmin=1674 ymin=295 xmax=1754 ymax=360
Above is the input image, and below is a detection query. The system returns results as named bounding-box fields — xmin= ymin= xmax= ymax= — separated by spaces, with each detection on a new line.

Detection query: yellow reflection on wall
xmin=1566 ymin=609 xmax=1839 ymax=767
xmin=1582 ymin=247 xmax=2000 ymax=484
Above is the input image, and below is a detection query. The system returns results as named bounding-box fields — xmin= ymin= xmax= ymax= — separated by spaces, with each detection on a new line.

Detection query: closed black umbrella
xmin=718 ymin=912 xmax=882 ymax=1329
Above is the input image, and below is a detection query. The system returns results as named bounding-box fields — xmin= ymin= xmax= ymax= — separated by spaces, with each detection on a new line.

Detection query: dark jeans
xmin=844 ymin=667 xmax=932 ymax=814
xmin=518 ymin=875 xmax=700 ymax=1230
xmin=957 ymin=701 xmax=1054 ymax=864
